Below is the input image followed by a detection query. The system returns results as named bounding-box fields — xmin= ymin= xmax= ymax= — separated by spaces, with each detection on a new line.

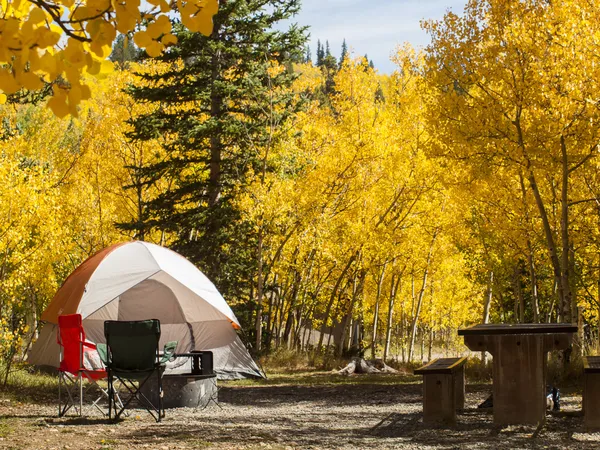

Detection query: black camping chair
xmin=99 ymin=319 xmax=176 ymax=422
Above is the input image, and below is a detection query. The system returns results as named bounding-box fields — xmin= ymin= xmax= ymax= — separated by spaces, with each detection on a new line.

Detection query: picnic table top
xmin=584 ymin=356 xmax=600 ymax=373
xmin=458 ymin=323 xmax=578 ymax=336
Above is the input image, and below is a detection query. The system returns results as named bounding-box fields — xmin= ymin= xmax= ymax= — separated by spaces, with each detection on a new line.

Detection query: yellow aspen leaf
xmin=47 ymin=94 xmax=69 ymax=118
xmin=20 ymin=72 xmax=42 ymax=90
xmin=38 ymin=52 xmax=57 ymax=74
xmin=201 ymin=0 xmax=218 ymax=15
xmin=71 ymin=6 xmax=92 ymax=22
xmin=64 ymin=66 xmax=80 ymax=84
xmin=28 ymin=49 xmax=41 ymax=71
xmin=68 ymin=100 xmax=78 ymax=117
xmin=161 ymin=33 xmax=177 ymax=46
xmin=145 ymin=41 xmax=163 ymax=58
xmin=0 ymin=93 xmax=6 ymax=104
xmin=28 ymin=7 xmax=46 ymax=25
xmin=146 ymin=22 xmax=163 ymax=40
xmin=63 ymin=39 xmax=86 ymax=67
xmin=191 ymin=13 xmax=213 ymax=36
xmin=155 ymin=14 xmax=171 ymax=32
xmin=68 ymin=85 xmax=82 ymax=106
xmin=160 ymin=0 xmax=171 ymax=13
xmin=133 ymin=30 xmax=152 ymax=48
xmin=80 ymin=84 xmax=91 ymax=100
xmin=0 ymin=70 xmax=19 ymax=94
xmin=115 ymin=11 xmax=137 ymax=34
xmin=86 ymin=58 xmax=102 ymax=75
xmin=90 ymin=41 xmax=112 ymax=58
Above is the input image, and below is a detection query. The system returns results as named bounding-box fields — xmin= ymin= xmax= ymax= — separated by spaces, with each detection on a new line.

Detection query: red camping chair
xmin=57 ymin=314 xmax=109 ymax=417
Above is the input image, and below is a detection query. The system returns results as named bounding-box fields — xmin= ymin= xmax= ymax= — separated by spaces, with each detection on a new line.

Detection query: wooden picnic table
xmin=458 ymin=323 xmax=577 ymax=425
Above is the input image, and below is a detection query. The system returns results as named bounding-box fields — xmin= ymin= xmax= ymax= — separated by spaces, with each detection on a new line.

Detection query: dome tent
xmin=28 ymin=241 xmax=264 ymax=380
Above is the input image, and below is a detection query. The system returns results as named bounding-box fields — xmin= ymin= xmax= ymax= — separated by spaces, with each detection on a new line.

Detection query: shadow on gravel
xmin=361 ymin=407 xmax=600 ymax=449
xmin=44 ymin=417 xmax=114 ymax=426
xmin=218 ymin=383 xmax=423 ymax=407
xmin=120 ymin=418 xmax=368 ymax=449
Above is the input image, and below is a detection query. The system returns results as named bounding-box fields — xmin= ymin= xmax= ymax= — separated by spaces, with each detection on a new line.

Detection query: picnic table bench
xmin=414 ymin=357 xmax=467 ymax=425
xmin=584 ymin=356 xmax=600 ymax=430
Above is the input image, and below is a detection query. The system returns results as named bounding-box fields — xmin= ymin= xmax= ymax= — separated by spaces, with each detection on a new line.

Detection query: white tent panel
xmin=149 ymin=271 xmax=234 ymax=324
xmin=212 ymin=334 xmax=263 ymax=380
xmin=146 ymin=243 xmax=240 ymax=326
xmin=78 ymin=243 xmax=161 ymax=319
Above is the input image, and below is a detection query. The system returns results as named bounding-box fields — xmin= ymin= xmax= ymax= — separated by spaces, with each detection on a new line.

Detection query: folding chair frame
xmin=57 ymin=314 xmax=114 ymax=418
xmin=103 ymin=320 xmax=176 ymax=423
xmin=107 ymin=368 xmax=164 ymax=422
xmin=58 ymin=370 xmax=108 ymax=417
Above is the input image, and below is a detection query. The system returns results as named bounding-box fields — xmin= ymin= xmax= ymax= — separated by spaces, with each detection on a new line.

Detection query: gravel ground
xmin=0 ymin=376 xmax=598 ymax=449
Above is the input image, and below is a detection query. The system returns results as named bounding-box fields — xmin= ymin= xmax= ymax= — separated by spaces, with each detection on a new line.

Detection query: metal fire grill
xmin=139 ymin=351 xmax=218 ymax=409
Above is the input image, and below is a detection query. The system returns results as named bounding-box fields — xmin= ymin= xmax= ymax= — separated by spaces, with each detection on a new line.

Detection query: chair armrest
xmin=82 ymin=340 xmax=97 ymax=350
xmin=96 ymin=343 xmax=109 ymax=366
xmin=159 ymin=341 xmax=178 ymax=364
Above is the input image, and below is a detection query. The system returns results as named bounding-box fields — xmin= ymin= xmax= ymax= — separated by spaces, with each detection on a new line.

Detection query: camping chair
xmin=57 ymin=314 xmax=109 ymax=417
xmin=100 ymin=319 xmax=177 ymax=422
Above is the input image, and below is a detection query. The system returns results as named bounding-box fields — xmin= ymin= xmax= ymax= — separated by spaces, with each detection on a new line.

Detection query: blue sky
xmin=284 ymin=0 xmax=468 ymax=73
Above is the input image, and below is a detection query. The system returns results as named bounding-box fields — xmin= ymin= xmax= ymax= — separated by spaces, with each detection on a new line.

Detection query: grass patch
xmin=99 ymin=438 xmax=118 ymax=449
xmin=0 ymin=418 xmax=14 ymax=438
xmin=0 ymin=364 xmax=58 ymax=405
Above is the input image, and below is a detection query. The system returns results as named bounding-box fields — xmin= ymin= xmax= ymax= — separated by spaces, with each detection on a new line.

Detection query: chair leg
xmin=210 ymin=377 xmax=221 ymax=409
xmin=58 ymin=372 xmax=78 ymax=417
xmin=58 ymin=372 xmax=62 ymax=417
xmin=158 ymin=372 xmax=163 ymax=421
xmin=108 ymin=374 xmax=113 ymax=421
xmin=79 ymin=373 xmax=83 ymax=416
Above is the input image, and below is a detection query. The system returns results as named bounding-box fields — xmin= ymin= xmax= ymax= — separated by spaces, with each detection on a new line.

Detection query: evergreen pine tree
xmin=375 ymin=82 xmax=385 ymax=103
xmin=322 ymin=40 xmax=337 ymax=71
xmin=109 ymin=34 xmax=140 ymax=67
xmin=124 ymin=0 xmax=307 ymax=304
xmin=316 ymin=40 xmax=324 ymax=66
xmin=339 ymin=38 xmax=348 ymax=68
xmin=305 ymin=45 xmax=312 ymax=64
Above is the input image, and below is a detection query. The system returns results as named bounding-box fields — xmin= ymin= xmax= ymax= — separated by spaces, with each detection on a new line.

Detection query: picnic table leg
xmin=489 ymin=334 xmax=547 ymax=425
xmin=584 ymin=370 xmax=600 ymax=430
xmin=455 ymin=364 xmax=465 ymax=410
xmin=423 ymin=373 xmax=456 ymax=425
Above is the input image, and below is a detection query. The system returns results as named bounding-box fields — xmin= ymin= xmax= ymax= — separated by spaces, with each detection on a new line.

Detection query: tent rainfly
xmin=28 ymin=241 xmax=264 ymax=380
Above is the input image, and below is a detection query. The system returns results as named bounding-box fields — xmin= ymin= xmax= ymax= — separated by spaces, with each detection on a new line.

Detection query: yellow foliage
xmin=0 ymin=0 xmax=217 ymax=115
